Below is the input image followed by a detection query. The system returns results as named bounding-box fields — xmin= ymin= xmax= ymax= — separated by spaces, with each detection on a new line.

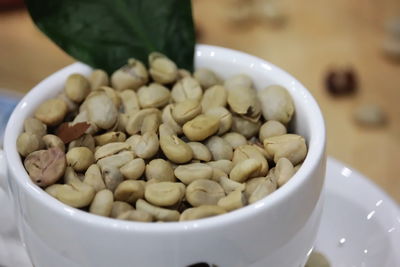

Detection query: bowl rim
xmin=4 ymin=44 xmax=326 ymax=233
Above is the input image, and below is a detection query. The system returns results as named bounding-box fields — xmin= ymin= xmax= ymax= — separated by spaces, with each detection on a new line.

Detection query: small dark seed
xmin=325 ymin=67 xmax=357 ymax=96
xmin=187 ymin=263 xmax=211 ymax=267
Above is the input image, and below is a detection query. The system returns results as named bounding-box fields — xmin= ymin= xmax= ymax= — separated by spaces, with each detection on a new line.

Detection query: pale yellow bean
xmin=174 ymin=163 xmax=213 ymax=184
xmin=89 ymin=189 xmax=114 ymax=216
xmin=180 ymin=205 xmax=226 ymax=221
xmin=229 ymin=159 xmax=261 ymax=183
xmin=185 ymin=179 xmax=225 ymax=207
xmin=120 ymin=158 xmax=145 ymax=180
xmin=114 ymin=180 xmax=145 ymax=204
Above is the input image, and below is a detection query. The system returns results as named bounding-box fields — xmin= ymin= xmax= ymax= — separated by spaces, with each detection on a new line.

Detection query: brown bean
xmin=24 ymin=147 xmax=66 ymax=187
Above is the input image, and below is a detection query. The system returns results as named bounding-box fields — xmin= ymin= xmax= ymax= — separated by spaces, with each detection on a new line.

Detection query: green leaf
xmin=25 ymin=0 xmax=195 ymax=73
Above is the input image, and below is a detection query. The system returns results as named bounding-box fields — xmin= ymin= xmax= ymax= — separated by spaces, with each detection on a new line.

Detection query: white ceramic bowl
xmin=2 ymin=45 xmax=326 ymax=267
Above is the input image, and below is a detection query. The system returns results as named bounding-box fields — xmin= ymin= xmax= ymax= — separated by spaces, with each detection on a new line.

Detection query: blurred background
xmin=0 ymin=0 xmax=399 ymax=202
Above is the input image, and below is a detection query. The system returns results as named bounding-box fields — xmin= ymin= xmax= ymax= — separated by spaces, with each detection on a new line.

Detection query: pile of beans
xmin=17 ymin=52 xmax=307 ymax=222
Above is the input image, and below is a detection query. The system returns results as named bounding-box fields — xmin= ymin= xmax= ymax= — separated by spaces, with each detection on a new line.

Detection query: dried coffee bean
xmin=194 ymin=68 xmax=221 ymax=89
xmin=244 ymin=177 xmax=266 ymax=199
xmin=34 ymin=98 xmax=68 ymax=126
xmin=174 ymin=163 xmax=213 ymax=184
xmin=258 ymin=85 xmax=294 ymax=125
xmin=205 ymin=107 xmax=232 ymax=135
xmin=89 ymin=189 xmax=114 ymax=216
xmin=172 ymin=99 xmax=202 ymax=125
xmin=224 ymin=74 xmax=253 ymax=91
xmin=206 ymin=160 xmax=233 ymax=174
xmin=263 ymin=134 xmax=307 ymax=165
xmin=95 ymin=142 xmax=130 ymax=161
xmin=201 ymin=85 xmax=227 ymax=111
xmin=42 ymin=134 xmax=65 ymax=152
xmin=230 ymin=159 xmax=261 ymax=183
xmin=137 ymin=83 xmax=170 ymax=109
xmin=23 ymin=118 xmax=47 ymax=137
xmin=149 ymin=52 xmax=178 ymax=84
xmin=259 ymin=120 xmax=287 ymax=141
xmin=232 ymin=145 xmax=269 ymax=177
xmin=83 ymin=164 xmax=106 ymax=192
xmin=117 ymin=209 xmax=153 ymax=222
xmin=86 ymin=92 xmax=118 ymax=129
xmin=305 ymin=251 xmax=331 ymax=267
xmin=136 ymin=199 xmax=180 ymax=221
xmin=231 ymin=115 xmax=261 ymax=138
xmin=217 ymin=189 xmax=246 ymax=211
xmin=95 ymin=86 xmax=121 ymax=108
xmin=114 ymin=180 xmax=144 ymax=204
xmin=183 ymin=115 xmax=220 ymax=141
xmin=221 ymin=132 xmax=247 ymax=149
xmin=17 ymin=132 xmax=44 ymax=157
xmin=162 ymin=104 xmax=183 ymax=134
xmin=275 ymin=157 xmax=295 ymax=187
xmin=248 ymin=179 xmax=277 ymax=204
xmin=46 ymin=177 xmax=95 ymax=208
xmin=125 ymin=108 xmax=161 ymax=135
xmin=186 ymin=179 xmax=225 ymax=207
xmin=145 ymin=182 xmax=185 ymax=206
xmin=94 ymin=132 xmax=126 ymax=146
xmin=180 ymin=205 xmax=226 ymax=221
xmin=120 ymin=158 xmax=145 ymax=180
xmin=65 ymin=74 xmax=90 ymax=103
xmin=111 ymin=58 xmax=148 ymax=91
xmin=119 ymin=90 xmax=140 ymax=115
xmin=24 ymin=147 xmax=66 ymax=187
xmin=97 ymin=151 xmax=135 ymax=169
xmin=110 ymin=201 xmax=134 ymax=218
xmin=89 ymin=69 xmax=109 ymax=90
xmin=66 ymin=147 xmax=95 ymax=172
xmin=187 ymin=142 xmax=212 ymax=162
xmin=228 ymin=87 xmax=261 ymax=118
xmin=205 ymin=136 xmax=233 ymax=161
xmin=159 ymin=124 xmax=193 ymax=164
xmin=171 ymin=77 xmax=202 ymax=103
xmin=354 ymin=104 xmax=387 ymax=126
xmin=145 ymin=159 xmax=176 ymax=182
xmin=102 ymin=166 xmax=124 ymax=192
xmin=132 ymin=132 xmax=159 ymax=159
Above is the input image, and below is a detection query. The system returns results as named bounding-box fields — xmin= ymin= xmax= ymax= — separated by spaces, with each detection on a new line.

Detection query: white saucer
xmin=0 ymin=156 xmax=398 ymax=267
xmin=314 ymin=157 xmax=400 ymax=267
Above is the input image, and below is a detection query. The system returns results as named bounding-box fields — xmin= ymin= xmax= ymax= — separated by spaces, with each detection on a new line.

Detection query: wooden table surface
xmin=0 ymin=1 xmax=399 ymax=203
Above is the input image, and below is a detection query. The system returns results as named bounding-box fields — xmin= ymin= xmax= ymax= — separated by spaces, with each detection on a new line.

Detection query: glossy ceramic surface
xmin=1 ymin=157 xmax=398 ymax=267
xmin=315 ymin=157 xmax=400 ymax=267
xmin=2 ymin=45 xmax=326 ymax=267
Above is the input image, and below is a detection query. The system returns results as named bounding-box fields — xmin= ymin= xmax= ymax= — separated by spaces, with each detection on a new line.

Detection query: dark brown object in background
xmin=196 ymin=26 xmax=203 ymax=41
xmin=325 ymin=68 xmax=358 ymax=96
xmin=0 ymin=0 xmax=23 ymax=9
xmin=187 ymin=263 xmax=218 ymax=267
